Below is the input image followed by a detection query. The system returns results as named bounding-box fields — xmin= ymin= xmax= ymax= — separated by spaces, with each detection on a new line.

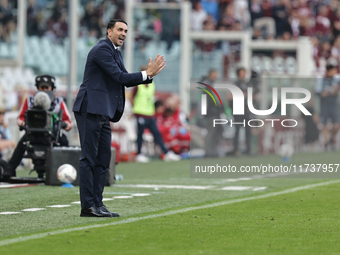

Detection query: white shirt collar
xmin=112 ymin=42 xmax=118 ymax=50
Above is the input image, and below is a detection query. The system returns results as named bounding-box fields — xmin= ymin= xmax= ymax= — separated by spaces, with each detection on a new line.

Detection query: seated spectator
xmin=296 ymin=0 xmax=312 ymax=19
xmin=156 ymin=95 xmax=190 ymax=155
xmin=82 ymin=1 xmax=97 ymax=29
xmin=196 ymin=15 xmax=217 ymax=52
xmin=299 ymin=16 xmax=315 ymax=37
xmin=315 ymin=5 xmax=332 ymax=40
xmin=46 ymin=11 xmax=68 ymax=43
xmin=319 ymin=40 xmax=332 ymax=61
xmin=289 ymin=8 xmax=300 ymax=39
xmin=191 ymin=1 xmax=207 ymax=31
xmin=272 ymin=0 xmax=291 ymax=38
xmin=160 ymin=6 xmax=180 ymax=51
xmin=0 ymin=0 xmax=16 ymax=43
xmin=218 ymin=3 xmax=236 ymax=30
xmin=332 ymin=7 xmax=340 ymax=38
xmin=261 ymin=0 xmax=273 ymax=18
xmin=50 ymin=0 xmax=67 ymax=22
xmin=204 ymin=14 xmax=217 ymax=29
xmin=234 ymin=0 xmax=250 ymax=29
xmin=249 ymin=0 xmax=263 ymax=26
xmin=328 ymin=0 xmax=338 ymax=22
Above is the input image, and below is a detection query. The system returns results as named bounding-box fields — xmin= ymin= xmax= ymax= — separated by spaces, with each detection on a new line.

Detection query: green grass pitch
xmin=0 ymin=151 xmax=339 ymax=254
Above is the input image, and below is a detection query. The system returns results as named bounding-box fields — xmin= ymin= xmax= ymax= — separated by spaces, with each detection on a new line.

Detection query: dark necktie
xmin=116 ymin=49 xmax=124 ymax=68
xmin=116 ymin=48 xmax=124 ymax=112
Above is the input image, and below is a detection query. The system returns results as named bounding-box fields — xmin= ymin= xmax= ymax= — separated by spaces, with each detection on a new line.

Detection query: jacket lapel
xmin=104 ymin=37 xmax=123 ymax=69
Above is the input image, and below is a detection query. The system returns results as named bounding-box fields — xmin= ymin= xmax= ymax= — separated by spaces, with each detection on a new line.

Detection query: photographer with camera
xmin=1 ymin=75 xmax=73 ymax=180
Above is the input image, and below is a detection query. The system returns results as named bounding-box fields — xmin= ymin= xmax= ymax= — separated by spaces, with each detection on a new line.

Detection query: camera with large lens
xmin=23 ymin=91 xmax=65 ymax=178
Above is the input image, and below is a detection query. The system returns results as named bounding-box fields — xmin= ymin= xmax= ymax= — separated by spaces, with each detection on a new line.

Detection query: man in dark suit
xmin=73 ymin=19 xmax=166 ymax=217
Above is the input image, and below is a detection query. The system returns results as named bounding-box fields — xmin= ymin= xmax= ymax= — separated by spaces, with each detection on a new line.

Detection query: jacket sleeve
xmin=125 ymin=77 xmax=154 ymax=88
xmin=93 ymin=44 xmax=144 ymax=86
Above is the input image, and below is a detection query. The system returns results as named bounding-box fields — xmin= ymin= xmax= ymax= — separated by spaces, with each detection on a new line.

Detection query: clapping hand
xmin=146 ymin=55 xmax=166 ymax=78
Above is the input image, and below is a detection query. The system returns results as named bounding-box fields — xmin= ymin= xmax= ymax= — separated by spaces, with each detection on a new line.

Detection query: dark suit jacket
xmin=73 ymin=37 xmax=152 ymax=122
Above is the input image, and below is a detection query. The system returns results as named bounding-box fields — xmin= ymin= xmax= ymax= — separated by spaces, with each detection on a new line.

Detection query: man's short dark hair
xmin=107 ymin=19 xmax=128 ymax=35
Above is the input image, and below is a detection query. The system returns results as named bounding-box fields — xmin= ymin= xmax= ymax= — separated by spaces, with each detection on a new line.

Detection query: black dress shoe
xmin=80 ymin=206 xmax=112 ymax=217
xmin=98 ymin=205 xmax=120 ymax=217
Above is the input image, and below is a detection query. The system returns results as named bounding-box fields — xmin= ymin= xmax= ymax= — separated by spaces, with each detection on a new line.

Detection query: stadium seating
xmin=0 ymin=43 xmax=10 ymax=59
xmin=1 ymin=33 xmax=224 ymax=93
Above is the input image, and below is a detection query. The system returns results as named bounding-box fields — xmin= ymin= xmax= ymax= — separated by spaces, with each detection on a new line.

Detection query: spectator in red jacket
xmin=315 ymin=5 xmax=332 ymax=39
xmin=156 ymin=95 xmax=190 ymax=155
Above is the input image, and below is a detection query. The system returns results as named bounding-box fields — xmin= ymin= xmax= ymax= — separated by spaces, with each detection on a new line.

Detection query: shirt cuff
xmin=141 ymin=71 xmax=153 ymax=81
xmin=141 ymin=71 xmax=147 ymax=81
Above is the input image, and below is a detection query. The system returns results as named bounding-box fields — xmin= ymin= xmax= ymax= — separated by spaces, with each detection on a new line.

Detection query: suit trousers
xmin=74 ymin=111 xmax=112 ymax=209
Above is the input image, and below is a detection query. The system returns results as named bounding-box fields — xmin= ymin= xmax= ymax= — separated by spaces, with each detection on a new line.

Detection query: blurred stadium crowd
xmin=1 ymin=0 xmax=340 ymax=159
xmin=0 ymin=0 xmax=123 ymax=44
xmin=0 ymin=0 xmax=339 ymax=79
xmin=1 ymin=0 xmax=340 ymax=74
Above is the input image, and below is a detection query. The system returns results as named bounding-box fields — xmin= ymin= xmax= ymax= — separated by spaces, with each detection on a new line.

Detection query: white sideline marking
xmin=102 ymin=192 xmax=135 ymax=195
xmin=219 ymin=172 xmax=303 ymax=183
xmin=132 ymin=193 xmax=151 ymax=197
xmin=113 ymin=196 xmax=133 ymax=199
xmin=252 ymin=187 xmax=267 ymax=191
xmin=220 ymin=186 xmax=267 ymax=191
xmin=114 ymin=184 xmax=215 ymax=190
xmin=0 ymin=212 xmax=21 ymax=215
xmin=46 ymin=205 xmax=71 ymax=208
xmin=0 ymin=183 xmax=31 ymax=188
xmin=21 ymin=208 xmax=45 ymax=212
xmin=0 ymin=179 xmax=339 ymax=247
xmin=221 ymin=186 xmax=252 ymax=191
xmin=102 ymin=198 xmax=114 ymax=201
xmin=71 ymin=198 xmax=115 ymax=204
